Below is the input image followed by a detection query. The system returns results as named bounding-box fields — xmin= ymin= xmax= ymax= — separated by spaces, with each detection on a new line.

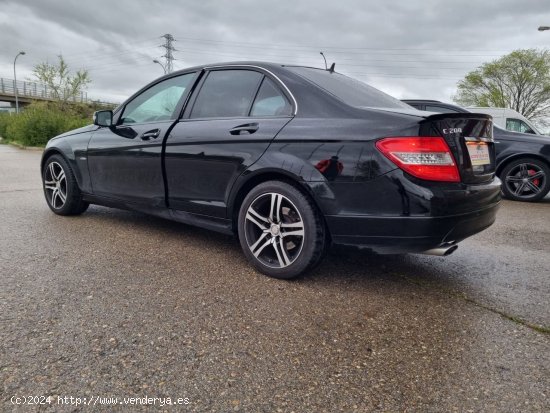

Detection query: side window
xmin=425 ymin=104 xmax=460 ymax=114
xmin=190 ymin=70 xmax=262 ymax=118
xmin=121 ymin=73 xmax=195 ymax=124
xmin=506 ymin=118 xmax=534 ymax=134
xmin=250 ymin=77 xmax=292 ymax=116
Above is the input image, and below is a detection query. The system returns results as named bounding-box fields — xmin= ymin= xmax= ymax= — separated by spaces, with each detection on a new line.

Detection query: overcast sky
xmin=1 ymin=0 xmax=550 ymax=104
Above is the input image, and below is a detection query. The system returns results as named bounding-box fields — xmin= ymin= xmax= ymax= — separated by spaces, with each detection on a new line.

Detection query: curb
xmin=0 ymin=138 xmax=44 ymax=152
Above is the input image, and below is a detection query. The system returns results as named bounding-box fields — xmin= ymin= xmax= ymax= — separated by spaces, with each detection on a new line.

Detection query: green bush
xmin=0 ymin=112 xmax=10 ymax=139
xmin=0 ymin=103 xmax=90 ymax=147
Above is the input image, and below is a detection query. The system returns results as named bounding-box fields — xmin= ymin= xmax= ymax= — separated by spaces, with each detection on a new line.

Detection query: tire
xmin=500 ymin=157 xmax=550 ymax=202
xmin=237 ymin=180 xmax=326 ymax=279
xmin=42 ymin=154 xmax=89 ymax=215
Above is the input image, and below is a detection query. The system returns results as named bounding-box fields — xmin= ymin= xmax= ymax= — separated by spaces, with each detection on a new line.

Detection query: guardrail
xmin=0 ymin=77 xmax=116 ymax=105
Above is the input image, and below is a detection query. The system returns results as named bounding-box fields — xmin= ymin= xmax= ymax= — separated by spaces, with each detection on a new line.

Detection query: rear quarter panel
xmin=242 ymin=114 xmax=427 ymax=217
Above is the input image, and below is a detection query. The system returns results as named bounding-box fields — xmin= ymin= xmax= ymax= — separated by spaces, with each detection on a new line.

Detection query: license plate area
xmin=466 ymin=142 xmax=490 ymax=166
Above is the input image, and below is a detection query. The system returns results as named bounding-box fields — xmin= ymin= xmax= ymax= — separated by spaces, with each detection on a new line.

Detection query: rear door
xmin=165 ymin=68 xmax=294 ymax=218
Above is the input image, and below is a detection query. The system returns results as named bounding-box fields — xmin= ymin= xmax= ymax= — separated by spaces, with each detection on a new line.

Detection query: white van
xmin=466 ymin=107 xmax=541 ymax=135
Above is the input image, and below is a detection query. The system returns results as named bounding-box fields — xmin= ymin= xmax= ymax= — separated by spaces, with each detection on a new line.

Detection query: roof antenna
xmin=329 ymin=62 xmax=335 ymax=73
xmin=320 ymin=51 xmax=328 ymax=70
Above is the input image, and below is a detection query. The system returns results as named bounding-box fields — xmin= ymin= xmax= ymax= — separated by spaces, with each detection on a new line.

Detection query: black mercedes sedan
xmin=41 ymin=62 xmax=501 ymax=278
xmin=403 ymin=99 xmax=550 ymax=202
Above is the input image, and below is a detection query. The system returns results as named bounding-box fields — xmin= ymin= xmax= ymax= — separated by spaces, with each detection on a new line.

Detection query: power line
xmin=176 ymin=47 xmax=487 ymax=64
xmin=343 ymin=72 xmax=463 ymax=80
xmin=174 ymin=35 xmax=511 ymax=53
xmin=19 ymin=34 xmax=503 ymax=79
xmin=172 ymin=48 xmax=480 ymax=70
xmin=175 ymin=40 xmax=505 ymax=57
xmin=28 ymin=37 xmax=160 ymax=62
xmin=84 ymin=56 xmax=155 ymax=72
xmin=63 ymin=45 xmax=157 ymax=63
xmin=11 ymin=33 xmax=504 ymax=83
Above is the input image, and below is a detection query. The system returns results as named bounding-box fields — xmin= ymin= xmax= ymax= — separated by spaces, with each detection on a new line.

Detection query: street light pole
xmin=13 ymin=51 xmax=26 ymax=114
xmin=320 ymin=51 xmax=328 ymax=70
xmin=153 ymin=59 xmax=167 ymax=74
xmin=538 ymin=26 xmax=550 ymax=31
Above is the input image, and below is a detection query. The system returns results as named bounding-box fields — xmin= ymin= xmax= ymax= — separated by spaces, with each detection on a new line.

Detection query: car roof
xmin=169 ymin=61 xmax=295 ymax=75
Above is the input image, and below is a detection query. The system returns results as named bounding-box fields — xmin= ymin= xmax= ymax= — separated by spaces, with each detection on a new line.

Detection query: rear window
xmin=287 ymin=67 xmax=410 ymax=109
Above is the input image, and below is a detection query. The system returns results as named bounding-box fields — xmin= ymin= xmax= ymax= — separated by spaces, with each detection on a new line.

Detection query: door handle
xmin=229 ymin=123 xmax=259 ymax=135
xmin=141 ymin=129 xmax=161 ymax=140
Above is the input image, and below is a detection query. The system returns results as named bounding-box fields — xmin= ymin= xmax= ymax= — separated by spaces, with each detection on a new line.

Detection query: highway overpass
xmin=0 ymin=78 xmax=113 ymax=109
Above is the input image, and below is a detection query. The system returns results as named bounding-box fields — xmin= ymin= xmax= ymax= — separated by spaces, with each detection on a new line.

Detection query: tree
xmin=33 ymin=55 xmax=91 ymax=107
xmin=454 ymin=49 xmax=550 ymax=120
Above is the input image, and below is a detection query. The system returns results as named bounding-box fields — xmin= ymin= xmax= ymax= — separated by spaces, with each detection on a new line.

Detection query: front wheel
xmin=238 ymin=181 xmax=326 ymax=279
xmin=42 ymin=154 xmax=89 ymax=215
xmin=500 ymin=157 xmax=550 ymax=202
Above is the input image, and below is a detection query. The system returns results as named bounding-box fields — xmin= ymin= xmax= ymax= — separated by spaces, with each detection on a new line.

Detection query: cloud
xmin=1 ymin=0 xmax=550 ymax=103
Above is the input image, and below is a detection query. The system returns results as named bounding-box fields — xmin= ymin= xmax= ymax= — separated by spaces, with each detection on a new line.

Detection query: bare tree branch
xmin=32 ymin=55 xmax=91 ymax=109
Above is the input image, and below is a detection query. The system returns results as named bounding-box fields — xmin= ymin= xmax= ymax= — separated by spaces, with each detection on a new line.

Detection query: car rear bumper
xmin=327 ymin=203 xmax=499 ymax=253
xmin=323 ymin=177 xmax=501 ymax=254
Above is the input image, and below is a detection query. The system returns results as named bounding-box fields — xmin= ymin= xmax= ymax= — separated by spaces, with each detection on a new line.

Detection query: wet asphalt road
xmin=1 ymin=144 xmax=548 ymax=412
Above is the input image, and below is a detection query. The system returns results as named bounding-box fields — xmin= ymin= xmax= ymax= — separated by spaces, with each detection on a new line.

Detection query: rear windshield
xmin=287 ymin=67 xmax=410 ymax=109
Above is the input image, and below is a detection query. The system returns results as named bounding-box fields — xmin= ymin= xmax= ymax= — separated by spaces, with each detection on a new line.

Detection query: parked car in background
xmin=401 ymin=99 xmax=466 ymax=115
xmin=40 ymin=63 xmax=501 ymax=279
xmin=403 ymin=101 xmax=542 ymax=135
xmin=466 ymin=107 xmax=542 ymax=135
xmin=403 ymin=100 xmax=550 ymax=201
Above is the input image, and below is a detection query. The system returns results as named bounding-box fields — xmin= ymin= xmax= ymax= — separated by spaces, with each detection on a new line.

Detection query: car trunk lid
xmin=418 ymin=113 xmax=495 ymax=184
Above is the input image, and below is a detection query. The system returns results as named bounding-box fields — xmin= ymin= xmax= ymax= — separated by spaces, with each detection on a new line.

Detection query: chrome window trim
xmin=203 ymin=64 xmax=298 ymax=116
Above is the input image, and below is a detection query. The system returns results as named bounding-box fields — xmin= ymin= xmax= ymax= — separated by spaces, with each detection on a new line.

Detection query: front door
xmin=87 ymin=73 xmax=197 ymax=207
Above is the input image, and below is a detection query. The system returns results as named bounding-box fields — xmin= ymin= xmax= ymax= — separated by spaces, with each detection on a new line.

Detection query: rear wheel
xmin=500 ymin=157 xmax=550 ymax=202
xmin=42 ymin=154 xmax=89 ymax=215
xmin=238 ymin=181 xmax=326 ymax=279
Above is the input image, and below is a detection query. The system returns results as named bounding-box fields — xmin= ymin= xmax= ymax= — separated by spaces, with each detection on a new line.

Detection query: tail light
xmin=376 ymin=137 xmax=460 ymax=182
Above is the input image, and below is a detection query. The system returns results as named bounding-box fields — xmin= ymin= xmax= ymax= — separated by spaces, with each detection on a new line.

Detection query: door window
xmin=250 ymin=77 xmax=292 ymax=116
xmin=190 ymin=70 xmax=263 ymax=118
xmin=506 ymin=118 xmax=535 ymax=134
xmin=121 ymin=74 xmax=195 ymax=124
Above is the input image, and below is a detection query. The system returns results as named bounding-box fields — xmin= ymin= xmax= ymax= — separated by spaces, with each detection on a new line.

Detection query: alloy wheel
xmin=504 ymin=162 xmax=546 ymax=199
xmin=244 ymin=192 xmax=305 ymax=268
xmin=44 ymin=161 xmax=67 ymax=209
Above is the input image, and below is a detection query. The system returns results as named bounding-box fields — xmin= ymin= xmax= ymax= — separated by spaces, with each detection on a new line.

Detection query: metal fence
xmin=0 ymin=77 xmax=115 ymax=105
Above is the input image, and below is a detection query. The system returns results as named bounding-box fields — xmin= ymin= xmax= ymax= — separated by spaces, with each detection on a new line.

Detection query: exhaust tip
xmin=420 ymin=243 xmax=458 ymax=257
xmin=443 ymin=244 xmax=458 ymax=256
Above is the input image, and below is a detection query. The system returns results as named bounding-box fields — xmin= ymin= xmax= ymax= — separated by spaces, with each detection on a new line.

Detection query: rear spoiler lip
xmin=420 ymin=112 xmax=493 ymax=122
xmin=362 ymin=107 xmax=493 ymax=122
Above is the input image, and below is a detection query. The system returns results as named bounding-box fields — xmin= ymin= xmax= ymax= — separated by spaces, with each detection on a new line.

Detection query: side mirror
xmin=93 ymin=110 xmax=113 ymax=127
xmin=524 ymin=128 xmax=535 ymax=134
